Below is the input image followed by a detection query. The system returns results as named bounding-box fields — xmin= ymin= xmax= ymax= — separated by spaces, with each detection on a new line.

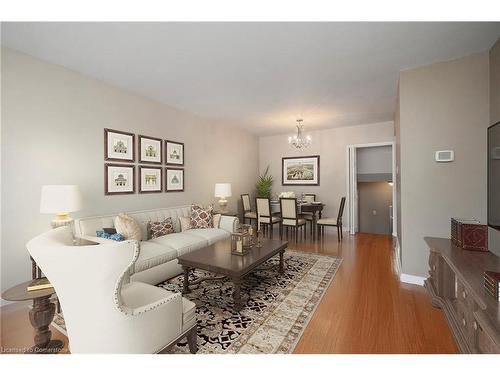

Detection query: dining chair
xmin=255 ymin=197 xmax=281 ymax=239
xmin=316 ymin=197 xmax=346 ymax=242
xmin=279 ymin=198 xmax=307 ymax=242
xmin=241 ymin=194 xmax=257 ymax=224
xmin=300 ymin=193 xmax=316 ymax=235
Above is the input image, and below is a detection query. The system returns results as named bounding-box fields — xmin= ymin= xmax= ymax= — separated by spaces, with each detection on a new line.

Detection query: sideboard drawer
xmin=476 ymin=324 xmax=499 ymax=354
xmin=455 ymin=300 xmax=478 ymax=351
xmin=456 ymin=279 xmax=475 ymax=309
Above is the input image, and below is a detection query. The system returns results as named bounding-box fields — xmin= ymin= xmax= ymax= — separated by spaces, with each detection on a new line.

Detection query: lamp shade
xmin=40 ymin=185 xmax=82 ymax=214
xmin=214 ymin=183 xmax=232 ymax=198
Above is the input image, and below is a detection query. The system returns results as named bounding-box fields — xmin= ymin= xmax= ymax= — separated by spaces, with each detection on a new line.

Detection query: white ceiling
xmin=2 ymin=22 xmax=499 ymax=135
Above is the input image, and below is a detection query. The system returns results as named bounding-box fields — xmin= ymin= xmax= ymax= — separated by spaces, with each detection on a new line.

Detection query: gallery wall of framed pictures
xmin=104 ymin=128 xmax=185 ymax=195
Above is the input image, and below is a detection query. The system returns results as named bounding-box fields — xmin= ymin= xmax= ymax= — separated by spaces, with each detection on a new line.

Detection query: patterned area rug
xmin=51 ymin=250 xmax=341 ymax=354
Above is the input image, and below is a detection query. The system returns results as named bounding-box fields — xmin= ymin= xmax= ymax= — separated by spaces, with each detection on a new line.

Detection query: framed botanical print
xmin=104 ymin=128 xmax=135 ymax=162
xmin=165 ymin=140 xmax=184 ymax=166
xmin=282 ymin=155 xmax=320 ymax=186
xmin=105 ymin=164 xmax=136 ymax=195
xmin=139 ymin=166 xmax=162 ymax=193
xmin=138 ymin=135 xmax=162 ymax=164
xmin=165 ymin=168 xmax=184 ymax=192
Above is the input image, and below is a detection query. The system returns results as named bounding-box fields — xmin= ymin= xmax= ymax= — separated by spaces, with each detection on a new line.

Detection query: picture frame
xmin=104 ymin=128 xmax=135 ymax=163
xmin=105 ymin=164 xmax=136 ymax=195
xmin=139 ymin=166 xmax=163 ymax=194
xmin=165 ymin=168 xmax=184 ymax=192
xmin=282 ymin=155 xmax=320 ymax=186
xmin=138 ymin=135 xmax=162 ymax=164
xmin=165 ymin=140 xmax=184 ymax=166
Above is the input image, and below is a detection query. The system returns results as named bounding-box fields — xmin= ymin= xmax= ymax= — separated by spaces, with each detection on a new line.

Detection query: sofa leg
xmin=187 ymin=326 xmax=197 ymax=354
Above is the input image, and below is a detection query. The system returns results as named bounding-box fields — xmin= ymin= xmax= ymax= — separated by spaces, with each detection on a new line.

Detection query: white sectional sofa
xmin=74 ymin=205 xmax=239 ymax=285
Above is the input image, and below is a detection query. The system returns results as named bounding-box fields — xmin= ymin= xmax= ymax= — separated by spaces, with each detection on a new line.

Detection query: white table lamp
xmin=214 ymin=183 xmax=232 ymax=213
xmin=40 ymin=185 xmax=82 ymax=228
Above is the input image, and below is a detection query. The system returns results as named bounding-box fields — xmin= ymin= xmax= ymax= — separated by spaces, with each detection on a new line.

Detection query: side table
xmin=2 ymin=281 xmax=64 ymax=354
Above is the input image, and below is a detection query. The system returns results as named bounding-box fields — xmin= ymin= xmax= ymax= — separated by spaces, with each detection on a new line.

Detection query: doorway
xmin=346 ymin=142 xmax=396 ymax=237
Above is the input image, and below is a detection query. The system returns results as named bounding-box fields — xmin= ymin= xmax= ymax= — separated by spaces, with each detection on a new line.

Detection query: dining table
xmin=270 ymin=200 xmax=325 ymax=240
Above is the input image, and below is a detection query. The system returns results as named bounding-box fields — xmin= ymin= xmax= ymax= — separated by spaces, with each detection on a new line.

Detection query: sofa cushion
xmin=150 ymin=232 xmax=209 ymax=256
xmin=134 ymin=241 xmax=178 ymax=273
xmin=184 ymin=228 xmax=229 ymax=245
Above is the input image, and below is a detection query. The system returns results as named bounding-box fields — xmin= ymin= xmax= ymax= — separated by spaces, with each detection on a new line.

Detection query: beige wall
xmin=491 ymin=39 xmax=500 ymax=125
xmin=1 ymin=48 xmax=259 ymax=294
xmin=398 ymin=52 xmax=490 ymax=277
xmin=258 ymin=121 xmax=394 ymax=226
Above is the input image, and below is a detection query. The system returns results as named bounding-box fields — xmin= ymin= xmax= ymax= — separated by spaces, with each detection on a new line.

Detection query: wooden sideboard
xmin=424 ymin=237 xmax=500 ymax=353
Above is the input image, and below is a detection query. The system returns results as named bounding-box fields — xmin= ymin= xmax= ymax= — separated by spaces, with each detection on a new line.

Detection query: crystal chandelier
xmin=288 ymin=119 xmax=312 ymax=149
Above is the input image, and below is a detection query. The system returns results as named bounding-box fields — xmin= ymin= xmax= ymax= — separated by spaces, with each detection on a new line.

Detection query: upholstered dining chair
xmin=317 ymin=197 xmax=346 ymax=242
xmin=255 ymin=197 xmax=281 ymax=239
xmin=279 ymin=198 xmax=307 ymax=242
xmin=300 ymin=193 xmax=316 ymax=234
xmin=241 ymin=194 xmax=257 ymax=224
xmin=26 ymin=227 xmax=197 ymax=354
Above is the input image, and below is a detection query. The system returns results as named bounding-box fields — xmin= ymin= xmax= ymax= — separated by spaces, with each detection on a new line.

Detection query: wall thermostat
xmin=435 ymin=150 xmax=454 ymax=162
xmin=491 ymin=147 xmax=500 ymax=160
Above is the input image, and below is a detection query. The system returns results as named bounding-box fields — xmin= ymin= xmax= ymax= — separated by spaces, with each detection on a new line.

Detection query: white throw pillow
xmin=114 ymin=213 xmax=142 ymax=241
xmin=213 ymin=214 xmax=222 ymax=228
xmin=179 ymin=216 xmax=192 ymax=232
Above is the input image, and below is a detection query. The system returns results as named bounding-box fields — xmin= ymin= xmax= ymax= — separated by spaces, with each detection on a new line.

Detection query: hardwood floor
xmin=292 ymin=232 xmax=457 ymax=353
xmin=1 ymin=299 xmax=70 ymax=354
xmin=0 ymin=231 xmax=457 ymax=354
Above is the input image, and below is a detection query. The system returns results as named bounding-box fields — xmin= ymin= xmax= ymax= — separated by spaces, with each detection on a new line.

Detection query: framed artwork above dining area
xmin=282 ymin=155 xmax=320 ymax=186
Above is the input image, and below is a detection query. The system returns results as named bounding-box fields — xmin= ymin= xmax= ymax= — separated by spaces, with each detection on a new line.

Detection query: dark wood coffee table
xmin=177 ymin=238 xmax=288 ymax=311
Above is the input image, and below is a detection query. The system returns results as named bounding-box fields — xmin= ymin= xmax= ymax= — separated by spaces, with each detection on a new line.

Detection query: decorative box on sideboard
xmin=424 ymin=237 xmax=500 ymax=353
xmin=450 ymin=218 xmax=488 ymax=252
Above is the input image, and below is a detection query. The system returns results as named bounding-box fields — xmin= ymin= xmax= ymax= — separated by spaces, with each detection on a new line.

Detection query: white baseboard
xmin=400 ymin=273 xmax=426 ymax=286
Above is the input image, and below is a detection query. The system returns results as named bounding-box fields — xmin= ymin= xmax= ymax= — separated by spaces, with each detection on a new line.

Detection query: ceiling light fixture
xmin=288 ymin=119 xmax=312 ymax=149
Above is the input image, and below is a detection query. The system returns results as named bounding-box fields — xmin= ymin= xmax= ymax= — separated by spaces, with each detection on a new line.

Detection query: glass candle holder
xmin=256 ymin=229 xmax=263 ymax=248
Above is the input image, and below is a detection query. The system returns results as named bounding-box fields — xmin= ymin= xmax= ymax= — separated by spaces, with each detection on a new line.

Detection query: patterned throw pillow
xmin=190 ymin=204 xmax=214 ymax=229
xmin=179 ymin=216 xmax=192 ymax=232
xmin=148 ymin=218 xmax=174 ymax=239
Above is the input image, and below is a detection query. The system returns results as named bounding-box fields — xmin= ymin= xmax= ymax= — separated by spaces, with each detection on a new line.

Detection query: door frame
xmin=346 ymin=141 xmax=397 ymax=236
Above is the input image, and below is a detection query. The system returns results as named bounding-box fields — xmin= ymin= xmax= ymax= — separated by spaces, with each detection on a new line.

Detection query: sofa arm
xmin=77 ymin=235 xmax=116 ymax=245
xmin=219 ymin=215 xmax=239 ymax=233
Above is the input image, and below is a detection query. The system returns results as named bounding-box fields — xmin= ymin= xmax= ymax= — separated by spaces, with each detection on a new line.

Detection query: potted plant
xmin=256 ymin=166 xmax=273 ymax=198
